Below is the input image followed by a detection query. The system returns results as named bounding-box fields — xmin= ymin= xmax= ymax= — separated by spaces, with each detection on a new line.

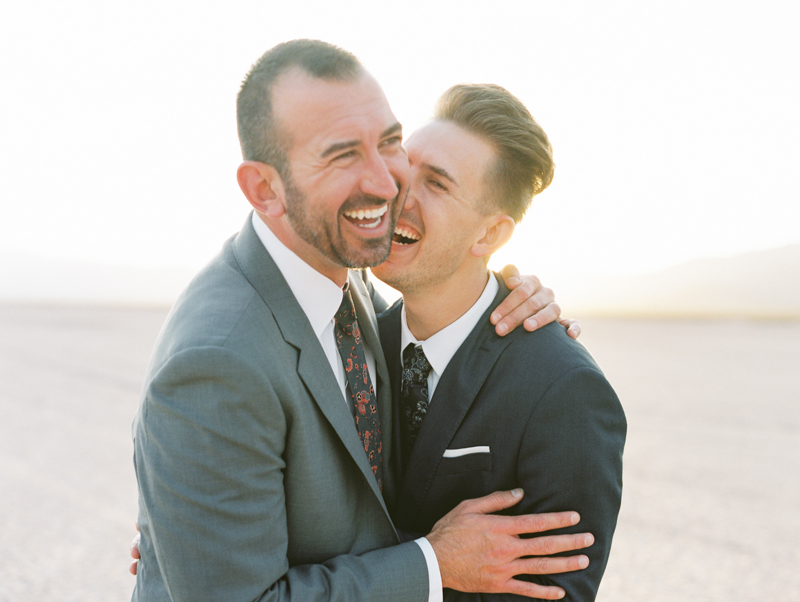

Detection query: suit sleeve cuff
xmin=415 ymin=537 xmax=443 ymax=602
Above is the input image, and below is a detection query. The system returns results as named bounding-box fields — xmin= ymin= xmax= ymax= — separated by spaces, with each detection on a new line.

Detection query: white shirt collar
xmin=400 ymin=273 xmax=499 ymax=379
xmin=251 ymin=212 xmax=343 ymax=337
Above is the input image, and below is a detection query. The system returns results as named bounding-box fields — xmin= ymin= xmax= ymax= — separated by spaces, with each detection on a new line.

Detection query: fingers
xmin=505 ymin=579 xmax=567 ymax=600
xmin=498 ymin=263 xmax=522 ymax=288
xmin=521 ymin=532 xmax=594 ymax=558
xmin=451 ymin=488 xmax=526 ymax=515
xmin=558 ymin=317 xmax=581 ymax=340
xmin=520 ymin=301 xmax=560 ymax=333
xmin=491 ymin=275 xmax=541 ymax=329
xmin=516 ymin=552 xmax=590 ymax=577
xmin=493 ymin=284 xmax=554 ymax=336
xmin=131 ymin=532 xmax=141 ymax=560
xmin=130 ymin=521 xmax=140 ymax=575
xmin=507 ymin=510 xmax=581 ymax=535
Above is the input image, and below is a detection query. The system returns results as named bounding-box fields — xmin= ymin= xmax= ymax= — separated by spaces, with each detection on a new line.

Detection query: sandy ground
xmin=1 ymin=305 xmax=798 ymax=601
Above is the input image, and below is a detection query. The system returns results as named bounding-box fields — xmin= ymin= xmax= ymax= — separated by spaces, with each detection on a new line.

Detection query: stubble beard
xmin=283 ymin=174 xmax=401 ymax=269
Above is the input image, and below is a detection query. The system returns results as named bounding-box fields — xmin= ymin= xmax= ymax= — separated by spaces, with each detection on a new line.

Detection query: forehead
xmin=271 ymin=68 xmax=399 ymax=156
xmin=406 ymin=120 xmax=496 ymax=186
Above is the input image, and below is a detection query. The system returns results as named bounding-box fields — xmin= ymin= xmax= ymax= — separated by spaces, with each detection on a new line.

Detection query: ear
xmin=236 ymin=161 xmax=287 ymax=219
xmin=471 ymin=214 xmax=516 ymax=258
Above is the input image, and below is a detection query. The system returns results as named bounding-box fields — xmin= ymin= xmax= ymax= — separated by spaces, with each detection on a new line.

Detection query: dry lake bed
xmin=1 ymin=304 xmax=798 ymax=601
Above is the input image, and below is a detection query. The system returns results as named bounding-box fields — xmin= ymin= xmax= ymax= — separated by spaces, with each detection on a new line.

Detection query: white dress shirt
xmin=251 ymin=214 xmax=442 ymax=601
xmin=400 ymin=273 xmax=499 ymax=399
xmin=251 ymin=214 xmax=376 ymax=404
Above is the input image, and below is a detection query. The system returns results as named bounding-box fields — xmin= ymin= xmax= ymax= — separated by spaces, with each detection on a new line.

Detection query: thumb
xmin=499 ymin=264 xmax=521 ymax=288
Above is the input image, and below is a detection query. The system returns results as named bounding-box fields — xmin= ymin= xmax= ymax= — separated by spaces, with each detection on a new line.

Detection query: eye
xmin=428 ymin=179 xmax=448 ymax=192
xmin=381 ymin=135 xmax=403 ymax=147
xmin=333 ymin=150 xmax=357 ymax=162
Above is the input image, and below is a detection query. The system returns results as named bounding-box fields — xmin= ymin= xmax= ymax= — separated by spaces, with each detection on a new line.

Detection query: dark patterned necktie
xmin=334 ymin=284 xmax=382 ymax=490
xmin=400 ymin=343 xmax=433 ymax=469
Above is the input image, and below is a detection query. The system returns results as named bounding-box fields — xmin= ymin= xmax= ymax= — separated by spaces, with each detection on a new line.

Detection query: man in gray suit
xmin=132 ymin=40 xmax=590 ymax=602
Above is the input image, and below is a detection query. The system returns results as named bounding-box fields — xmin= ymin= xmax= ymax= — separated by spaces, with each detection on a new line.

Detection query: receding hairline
xmin=268 ymin=63 xmax=369 ymax=110
xmin=235 ymin=39 xmax=367 ymax=167
xmin=268 ymin=66 xmax=397 ymax=157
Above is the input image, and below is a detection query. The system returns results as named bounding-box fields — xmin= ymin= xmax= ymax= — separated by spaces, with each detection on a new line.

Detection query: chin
xmin=369 ymin=264 xmax=397 ymax=287
xmin=371 ymin=264 xmax=420 ymax=294
xmin=340 ymin=243 xmax=393 ymax=269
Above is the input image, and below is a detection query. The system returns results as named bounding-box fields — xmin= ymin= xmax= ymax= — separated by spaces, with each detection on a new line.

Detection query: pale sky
xmin=1 ymin=0 xmax=798 ymax=282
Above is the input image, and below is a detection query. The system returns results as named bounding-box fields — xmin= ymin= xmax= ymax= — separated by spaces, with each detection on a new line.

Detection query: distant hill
xmin=2 ymin=245 xmax=799 ymax=318
xmin=561 ymin=245 xmax=800 ymax=318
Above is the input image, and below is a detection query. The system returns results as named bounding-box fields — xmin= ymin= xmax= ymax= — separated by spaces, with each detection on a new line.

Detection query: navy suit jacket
xmin=378 ymin=275 xmax=627 ymax=601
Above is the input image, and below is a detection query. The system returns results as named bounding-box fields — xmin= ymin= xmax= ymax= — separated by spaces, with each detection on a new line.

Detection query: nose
xmin=360 ymin=153 xmax=399 ymax=200
xmin=403 ymin=180 xmax=419 ymax=210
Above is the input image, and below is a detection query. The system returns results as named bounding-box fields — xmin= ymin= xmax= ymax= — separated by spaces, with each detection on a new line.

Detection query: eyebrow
xmin=422 ymin=162 xmax=458 ymax=186
xmin=320 ymin=122 xmax=403 ymax=159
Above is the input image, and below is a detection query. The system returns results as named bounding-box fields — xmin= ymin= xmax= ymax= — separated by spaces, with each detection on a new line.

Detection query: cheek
xmin=313 ymin=171 xmax=360 ymax=205
xmin=386 ymin=153 xmax=410 ymax=182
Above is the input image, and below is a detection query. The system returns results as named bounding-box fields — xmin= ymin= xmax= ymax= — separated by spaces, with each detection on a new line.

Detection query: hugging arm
xmin=449 ymin=367 xmax=625 ymax=601
xmin=132 ymin=347 xmax=599 ymax=601
xmin=133 ymin=346 xmax=428 ymax=602
xmin=364 ymin=266 xmax=580 ymax=339
xmin=510 ymin=367 xmax=626 ymax=600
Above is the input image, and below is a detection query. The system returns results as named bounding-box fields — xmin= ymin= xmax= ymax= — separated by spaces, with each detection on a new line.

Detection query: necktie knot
xmin=402 ymin=344 xmax=432 ymax=387
xmin=335 ymin=286 xmax=357 ymax=329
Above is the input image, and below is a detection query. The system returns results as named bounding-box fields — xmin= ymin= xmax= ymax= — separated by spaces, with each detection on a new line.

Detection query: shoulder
xmin=463 ymin=319 xmax=619 ymax=419
xmin=500 ymin=322 xmax=624 ymax=425
xmin=149 ymin=236 xmax=292 ymax=376
xmin=502 ymin=320 xmax=603 ymax=376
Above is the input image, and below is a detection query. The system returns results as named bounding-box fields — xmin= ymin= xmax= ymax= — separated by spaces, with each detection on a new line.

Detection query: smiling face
xmin=271 ymin=68 xmax=409 ymax=276
xmin=370 ymin=119 xmax=499 ymax=294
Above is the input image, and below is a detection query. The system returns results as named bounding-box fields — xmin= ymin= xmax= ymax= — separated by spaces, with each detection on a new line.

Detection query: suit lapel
xmin=377 ymin=302 xmax=405 ymax=507
xmin=348 ymin=271 xmax=396 ymax=505
xmin=396 ymin=277 xmax=514 ymax=524
xmin=231 ymin=216 xmax=393 ymax=521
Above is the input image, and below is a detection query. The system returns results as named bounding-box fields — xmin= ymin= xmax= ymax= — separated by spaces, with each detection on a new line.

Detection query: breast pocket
xmin=437 ymin=446 xmax=492 ymax=475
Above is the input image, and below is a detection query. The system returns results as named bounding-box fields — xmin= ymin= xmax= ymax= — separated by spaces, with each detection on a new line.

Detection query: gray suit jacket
xmin=132 ymin=216 xmax=429 ymax=601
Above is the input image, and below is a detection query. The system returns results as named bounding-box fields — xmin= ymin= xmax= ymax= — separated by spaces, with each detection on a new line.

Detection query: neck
xmin=403 ymin=263 xmax=491 ymax=341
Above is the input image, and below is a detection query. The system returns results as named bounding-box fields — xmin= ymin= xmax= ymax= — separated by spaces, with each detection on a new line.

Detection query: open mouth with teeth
xmin=393 ymin=226 xmax=420 ymax=245
xmin=342 ymin=205 xmax=388 ymax=229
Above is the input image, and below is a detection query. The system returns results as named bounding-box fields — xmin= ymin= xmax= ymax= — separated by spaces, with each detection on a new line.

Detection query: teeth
xmin=344 ymin=205 xmax=388 ymax=220
xmin=394 ymin=226 xmax=420 ymax=241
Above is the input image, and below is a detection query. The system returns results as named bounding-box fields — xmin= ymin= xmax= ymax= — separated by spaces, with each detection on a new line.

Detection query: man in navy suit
xmin=372 ymin=84 xmax=627 ymax=601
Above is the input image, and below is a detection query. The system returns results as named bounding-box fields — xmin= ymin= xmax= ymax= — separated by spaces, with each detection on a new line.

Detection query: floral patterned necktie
xmin=334 ymin=284 xmax=382 ymax=491
xmin=400 ymin=343 xmax=432 ymax=470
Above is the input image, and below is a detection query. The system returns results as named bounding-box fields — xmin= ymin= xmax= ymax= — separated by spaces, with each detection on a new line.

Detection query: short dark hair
xmin=236 ymin=39 xmax=363 ymax=177
xmin=434 ymin=83 xmax=554 ymax=222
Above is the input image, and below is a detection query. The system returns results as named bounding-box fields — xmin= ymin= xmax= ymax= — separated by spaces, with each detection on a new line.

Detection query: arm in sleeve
xmin=513 ymin=367 xmax=626 ymax=601
xmin=444 ymin=367 xmax=626 ymax=602
xmin=133 ymin=345 xmax=429 ymax=602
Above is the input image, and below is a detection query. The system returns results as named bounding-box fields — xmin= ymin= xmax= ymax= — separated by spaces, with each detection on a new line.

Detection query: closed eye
xmin=333 ymin=150 xmax=357 ymax=162
xmin=428 ymin=179 xmax=448 ymax=192
xmin=381 ymin=135 xmax=403 ymax=147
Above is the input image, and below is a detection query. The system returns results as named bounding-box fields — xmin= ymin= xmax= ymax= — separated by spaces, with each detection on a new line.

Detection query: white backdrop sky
xmin=2 ymin=1 xmax=798 ymax=280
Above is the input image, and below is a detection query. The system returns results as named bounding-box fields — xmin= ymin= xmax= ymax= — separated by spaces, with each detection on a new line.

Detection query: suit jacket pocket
xmin=436 ymin=450 xmax=493 ymax=475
